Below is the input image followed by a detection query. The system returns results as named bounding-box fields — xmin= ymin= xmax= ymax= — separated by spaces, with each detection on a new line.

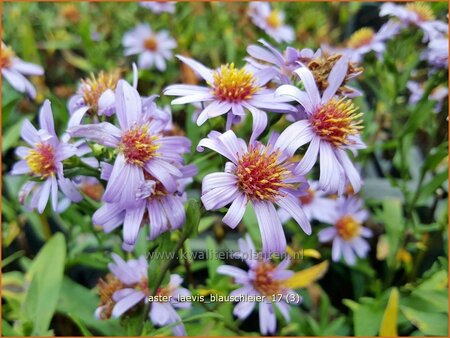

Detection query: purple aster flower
xmin=407 ymin=80 xmax=448 ymax=113
xmin=247 ymin=2 xmax=295 ymax=43
xmin=278 ymin=181 xmax=337 ymax=224
xmin=245 ymin=39 xmax=321 ymax=85
xmin=275 ymin=56 xmax=366 ymax=194
xmin=123 ymin=24 xmax=176 ymax=71
xmin=164 ymin=55 xmax=296 ymax=143
xmin=380 ymin=2 xmax=448 ymax=42
xmin=95 ymin=253 xmax=148 ymax=320
xmin=150 ymin=274 xmax=192 ymax=336
xmin=96 ymin=254 xmax=190 ymax=336
xmin=93 ymin=163 xmax=196 ymax=251
xmin=317 ymin=197 xmax=372 ymax=266
xmin=422 ymin=36 xmax=448 ymax=69
xmin=198 ymin=130 xmax=311 ymax=254
xmin=140 ymin=1 xmax=176 ymax=14
xmin=344 ymin=21 xmax=401 ymax=62
xmin=68 ymin=80 xmax=191 ymax=209
xmin=217 ymin=235 xmax=302 ymax=335
xmin=1 ymin=42 xmax=44 ymax=99
xmin=67 ymin=70 xmax=121 ymax=127
xmin=11 ymin=100 xmax=83 ymax=213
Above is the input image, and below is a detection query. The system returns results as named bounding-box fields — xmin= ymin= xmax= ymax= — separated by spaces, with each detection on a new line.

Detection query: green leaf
xmin=344 ymin=297 xmax=386 ymax=336
xmin=205 ymin=236 xmax=221 ymax=285
xmin=1 ymin=271 xmax=26 ymax=302
xmin=419 ymin=270 xmax=448 ymax=291
xmin=401 ymin=306 xmax=448 ymax=336
xmin=56 ymin=276 xmax=124 ymax=336
xmin=66 ymin=314 xmax=93 ymax=336
xmin=377 ymin=199 xmax=404 ymax=267
xmin=2 ymin=319 xmax=20 ymax=336
xmin=22 ymin=233 xmax=66 ymax=335
xmin=148 ymin=232 xmax=173 ymax=289
xmin=2 ymin=118 xmax=24 ymax=154
xmin=417 ymin=170 xmax=448 ymax=204
xmin=403 ymin=290 xmax=448 ymax=313
xmin=183 ymin=199 xmax=201 ymax=237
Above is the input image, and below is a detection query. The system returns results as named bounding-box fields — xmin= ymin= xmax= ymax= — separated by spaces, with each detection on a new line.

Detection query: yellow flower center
xmin=252 ymin=262 xmax=284 ymax=297
xmin=25 ymin=143 xmax=56 ymax=178
xmin=236 ymin=145 xmax=293 ymax=202
xmin=120 ymin=125 xmax=160 ymax=167
xmin=212 ymin=63 xmax=260 ymax=102
xmin=310 ymin=97 xmax=363 ymax=147
xmin=347 ymin=28 xmax=375 ymax=49
xmin=144 ymin=37 xmax=158 ymax=51
xmin=81 ymin=71 xmax=120 ymax=113
xmin=335 ymin=215 xmax=361 ymax=241
xmin=266 ymin=10 xmax=282 ymax=28
xmin=1 ymin=45 xmax=15 ymax=69
xmin=406 ymin=2 xmax=435 ymax=21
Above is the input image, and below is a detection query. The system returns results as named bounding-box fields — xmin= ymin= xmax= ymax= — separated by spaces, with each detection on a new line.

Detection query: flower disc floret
xmin=348 ymin=28 xmax=375 ymax=49
xmin=119 ymin=125 xmax=160 ymax=167
xmin=252 ymin=261 xmax=283 ymax=297
xmin=81 ymin=71 xmax=120 ymax=112
xmin=236 ymin=145 xmax=292 ymax=202
xmin=25 ymin=143 xmax=56 ymax=178
xmin=310 ymin=97 xmax=363 ymax=147
xmin=406 ymin=2 xmax=435 ymax=21
xmin=335 ymin=215 xmax=361 ymax=240
xmin=212 ymin=63 xmax=259 ymax=102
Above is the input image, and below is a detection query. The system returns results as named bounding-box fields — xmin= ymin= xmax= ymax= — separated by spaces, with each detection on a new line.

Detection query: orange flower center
xmin=144 ymin=37 xmax=158 ymax=51
xmin=211 ymin=63 xmax=259 ymax=102
xmin=236 ymin=145 xmax=293 ymax=202
xmin=25 ymin=143 xmax=56 ymax=178
xmin=136 ymin=277 xmax=150 ymax=296
xmin=406 ymin=2 xmax=435 ymax=21
xmin=252 ymin=262 xmax=283 ymax=297
xmin=335 ymin=215 xmax=361 ymax=241
xmin=81 ymin=71 xmax=120 ymax=112
xmin=81 ymin=182 xmax=104 ymax=201
xmin=310 ymin=97 xmax=363 ymax=147
xmin=155 ymin=285 xmax=175 ymax=301
xmin=347 ymin=28 xmax=375 ymax=49
xmin=61 ymin=4 xmax=81 ymax=23
xmin=266 ymin=10 xmax=282 ymax=28
xmin=120 ymin=125 xmax=160 ymax=167
xmin=97 ymin=274 xmax=125 ymax=320
xmin=299 ymin=189 xmax=315 ymax=205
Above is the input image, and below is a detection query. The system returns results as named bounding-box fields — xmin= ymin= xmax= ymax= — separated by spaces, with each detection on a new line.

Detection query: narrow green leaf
xmin=22 ymin=233 xmax=66 ymax=335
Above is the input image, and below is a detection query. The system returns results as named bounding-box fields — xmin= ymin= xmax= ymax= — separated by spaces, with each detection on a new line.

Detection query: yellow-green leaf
xmin=303 ymin=249 xmax=322 ymax=259
xmin=379 ymin=288 xmax=399 ymax=336
xmin=284 ymin=261 xmax=329 ymax=289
